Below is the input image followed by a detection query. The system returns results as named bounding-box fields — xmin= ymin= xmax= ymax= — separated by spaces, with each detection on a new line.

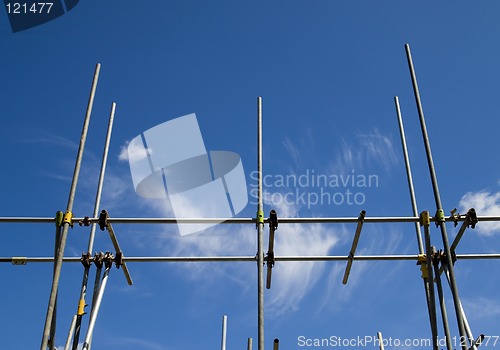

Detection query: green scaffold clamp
xmin=256 ymin=210 xmax=264 ymax=228
xmin=435 ymin=209 xmax=445 ymax=227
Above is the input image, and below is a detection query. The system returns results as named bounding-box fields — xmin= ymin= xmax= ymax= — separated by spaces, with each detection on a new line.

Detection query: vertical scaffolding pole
xmin=423 ymin=221 xmax=439 ymax=350
xmin=432 ymin=248 xmax=453 ymax=350
xmin=394 ymin=97 xmax=424 ymax=253
xmin=257 ymin=96 xmax=265 ymax=350
xmin=405 ymin=44 xmax=467 ymax=349
xmin=221 ymin=315 xmax=228 ymax=350
xmin=377 ymin=332 xmax=385 ymax=350
xmin=394 ymin=96 xmax=438 ymax=346
xmin=72 ymin=102 xmax=116 ymax=349
xmin=40 ymin=63 xmax=101 ymax=350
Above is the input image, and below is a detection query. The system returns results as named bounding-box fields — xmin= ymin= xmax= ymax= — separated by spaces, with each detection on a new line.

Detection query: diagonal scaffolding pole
xmin=405 ymin=43 xmax=468 ymax=349
xmin=266 ymin=209 xmax=278 ymax=289
xmin=394 ymin=96 xmax=439 ymax=348
xmin=85 ymin=253 xmax=104 ymax=350
xmin=103 ymin=216 xmax=133 ymax=285
xmin=72 ymin=102 xmax=116 ymax=349
xmin=48 ymin=216 xmax=63 ymax=349
xmin=442 ymin=265 xmax=484 ymax=350
xmin=40 ymin=62 xmax=101 ymax=350
xmin=256 ymin=96 xmax=265 ymax=350
xmin=342 ymin=210 xmax=366 ymax=284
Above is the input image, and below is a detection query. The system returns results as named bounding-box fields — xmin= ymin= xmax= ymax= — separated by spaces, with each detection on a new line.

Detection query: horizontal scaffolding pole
xmin=4 ymin=254 xmax=500 ymax=264
xmin=2 ymin=215 xmax=500 ymax=225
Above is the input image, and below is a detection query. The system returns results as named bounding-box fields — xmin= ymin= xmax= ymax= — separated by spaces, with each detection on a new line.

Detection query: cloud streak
xmin=331 ymin=128 xmax=398 ymax=175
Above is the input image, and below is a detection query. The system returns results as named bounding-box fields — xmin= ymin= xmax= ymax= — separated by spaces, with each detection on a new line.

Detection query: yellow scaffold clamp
xmin=62 ymin=210 xmax=74 ymax=228
xmin=12 ymin=257 xmax=27 ymax=266
xmin=419 ymin=211 xmax=430 ymax=227
xmin=77 ymin=299 xmax=87 ymax=316
xmin=417 ymin=254 xmax=428 ymax=279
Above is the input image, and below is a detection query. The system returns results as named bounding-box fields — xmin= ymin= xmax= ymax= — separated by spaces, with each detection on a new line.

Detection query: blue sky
xmin=2 ymin=1 xmax=500 ymax=349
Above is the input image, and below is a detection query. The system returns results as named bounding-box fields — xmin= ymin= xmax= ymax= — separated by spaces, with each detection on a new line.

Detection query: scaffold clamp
xmin=420 ymin=211 xmax=430 ymax=227
xmin=256 ymin=210 xmax=264 ymax=228
xmin=450 ymin=208 xmax=460 ymax=227
xmin=55 ymin=211 xmax=64 ymax=227
xmin=466 ymin=208 xmax=478 ymax=229
xmin=79 ymin=216 xmax=92 ymax=227
xmin=115 ymin=252 xmax=123 ymax=269
xmin=81 ymin=252 xmax=92 ymax=268
xmin=435 ymin=209 xmax=445 ymax=227
xmin=63 ymin=210 xmax=74 ymax=228
xmin=416 ymin=254 xmax=428 ymax=278
xmin=98 ymin=210 xmax=108 ymax=231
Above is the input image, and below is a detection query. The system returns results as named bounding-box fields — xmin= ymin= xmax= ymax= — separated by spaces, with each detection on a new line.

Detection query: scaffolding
xmin=2 ymin=44 xmax=498 ymax=350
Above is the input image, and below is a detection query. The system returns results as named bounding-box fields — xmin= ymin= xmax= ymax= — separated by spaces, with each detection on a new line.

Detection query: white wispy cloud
xmin=318 ymin=226 xmax=407 ymax=313
xmin=141 ymin=192 xmax=341 ymax=316
xmin=459 ymin=190 xmax=500 ymax=235
xmin=462 ymin=296 xmax=500 ymax=320
xmin=264 ymin=195 xmax=340 ymax=315
xmin=282 ymin=137 xmax=301 ymax=168
xmin=21 ymin=132 xmax=79 ymax=150
xmin=331 ymin=128 xmax=398 ymax=175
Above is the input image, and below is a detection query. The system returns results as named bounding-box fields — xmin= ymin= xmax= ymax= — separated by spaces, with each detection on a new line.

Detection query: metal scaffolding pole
xmin=5 ymin=253 xmax=500 ymax=264
xmin=85 ymin=254 xmax=103 ymax=350
xmin=82 ymin=256 xmax=112 ymax=350
xmin=3 ymin=215 xmax=500 ymax=225
xmin=64 ymin=315 xmax=77 ymax=350
xmin=394 ymin=96 xmax=424 ymax=253
xmin=405 ymin=43 xmax=468 ymax=348
xmin=266 ymin=210 xmax=278 ymax=289
xmin=342 ymin=210 xmax=366 ymax=284
xmin=40 ymin=63 xmax=101 ymax=350
xmin=72 ymin=102 xmax=116 ymax=350
xmin=432 ymin=248 xmax=452 ymax=350
xmin=377 ymin=332 xmax=385 ymax=350
xmin=104 ymin=218 xmax=133 ymax=285
xmin=394 ymin=96 xmax=437 ymax=344
xmin=48 ymin=219 xmax=63 ymax=349
xmin=394 ymin=96 xmax=438 ymax=347
xmin=221 ymin=315 xmax=228 ymax=350
xmin=256 ymin=96 xmax=265 ymax=350
xmin=443 ymin=265 xmax=482 ymax=350
xmin=423 ymin=220 xmax=438 ymax=350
